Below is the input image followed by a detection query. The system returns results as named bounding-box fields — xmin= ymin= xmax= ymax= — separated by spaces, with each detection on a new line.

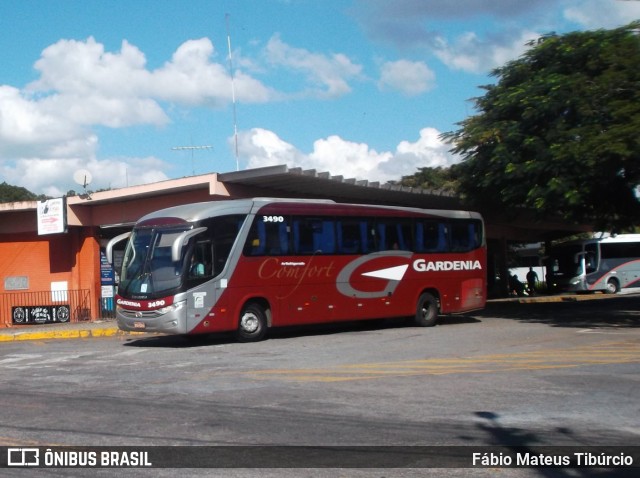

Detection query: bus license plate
xmin=133 ymin=321 xmax=145 ymax=329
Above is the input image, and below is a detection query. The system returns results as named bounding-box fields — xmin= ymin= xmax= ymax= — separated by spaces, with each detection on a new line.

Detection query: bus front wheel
xmin=237 ymin=302 xmax=268 ymax=342
xmin=605 ymin=278 xmax=620 ymax=294
xmin=414 ymin=292 xmax=438 ymax=327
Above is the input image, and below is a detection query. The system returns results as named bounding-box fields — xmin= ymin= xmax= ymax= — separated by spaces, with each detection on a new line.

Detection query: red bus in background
xmin=107 ymin=198 xmax=486 ymax=342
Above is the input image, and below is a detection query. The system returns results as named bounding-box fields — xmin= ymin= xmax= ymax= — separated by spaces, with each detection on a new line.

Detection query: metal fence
xmin=0 ymin=289 xmax=92 ymax=326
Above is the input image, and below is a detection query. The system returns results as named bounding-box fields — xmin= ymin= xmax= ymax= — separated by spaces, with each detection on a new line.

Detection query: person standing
xmin=526 ymin=267 xmax=538 ymax=295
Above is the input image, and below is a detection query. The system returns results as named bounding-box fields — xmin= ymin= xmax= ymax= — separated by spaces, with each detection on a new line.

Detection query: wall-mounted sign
xmin=12 ymin=305 xmax=71 ymax=324
xmin=4 ymin=276 xmax=29 ymax=291
xmin=100 ymin=252 xmax=115 ymax=285
xmin=37 ymin=197 xmax=67 ymax=235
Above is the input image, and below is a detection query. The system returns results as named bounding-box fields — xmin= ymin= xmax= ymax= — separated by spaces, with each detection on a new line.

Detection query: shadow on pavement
xmin=472 ymin=295 xmax=640 ymax=328
xmin=465 ymin=411 xmax=639 ymax=477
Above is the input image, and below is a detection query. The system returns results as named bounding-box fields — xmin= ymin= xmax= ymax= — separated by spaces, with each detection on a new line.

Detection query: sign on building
xmin=37 ymin=197 xmax=67 ymax=235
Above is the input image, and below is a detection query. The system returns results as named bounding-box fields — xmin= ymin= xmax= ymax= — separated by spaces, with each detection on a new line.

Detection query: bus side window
xmin=585 ymin=243 xmax=598 ymax=273
xmin=189 ymin=242 xmax=211 ymax=278
xmin=451 ymin=221 xmax=471 ymax=252
xmin=292 ymin=217 xmax=335 ymax=254
xmin=376 ymin=220 xmax=412 ymax=251
xmin=417 ymin=221 xmax=448 ymax=252
xmin=210 ymin=216 xmax=243 ymax=276
xmin=243 ymin=218 xmax=290 ymax=256
xmin=244 ymin=217 xmax=289 ymax=256
xmin=469 ymin=221 xmax=483 ymax=250
xmin=244 ymin=220 xmax=265 ymax=255
xmin=318 ymin=219 xmax=336 ymax=253
xmin=337 ymin=220 xmax=358 ymax=253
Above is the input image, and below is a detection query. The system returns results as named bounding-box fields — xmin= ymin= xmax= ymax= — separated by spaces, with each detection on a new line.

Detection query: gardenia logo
xmin=413 ymin=259 xmax=482 ymax=272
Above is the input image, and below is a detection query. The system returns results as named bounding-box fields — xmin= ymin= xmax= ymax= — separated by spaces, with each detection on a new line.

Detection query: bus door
xmin=285 ymin=217 xmax=338 ymax=324
xmin=583 ymin=243 xmax=599 ymax=289
xmin=183 ymin=216 xmax=243 ymax=332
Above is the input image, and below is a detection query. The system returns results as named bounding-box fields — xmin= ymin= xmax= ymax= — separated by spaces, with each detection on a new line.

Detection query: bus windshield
xmin=549 ymin=243 xmax=598 ymax=277
xmin=119 ymin=225 xmax=195 ymax=298
xmin=549 ymin=244 xmax=584 ymax=276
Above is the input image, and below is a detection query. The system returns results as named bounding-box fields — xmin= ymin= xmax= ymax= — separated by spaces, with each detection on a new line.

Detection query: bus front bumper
xmin=116 ymin=300 xmax=187 ymax=335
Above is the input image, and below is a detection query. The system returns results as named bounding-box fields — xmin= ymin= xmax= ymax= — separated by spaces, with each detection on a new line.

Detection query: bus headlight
xmin=157 ymin=300 xmax=186 ymax=315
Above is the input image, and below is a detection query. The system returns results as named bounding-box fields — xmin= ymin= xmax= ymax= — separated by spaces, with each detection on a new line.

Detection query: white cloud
xmin=28 ymin=36 xmax=274 ymax=125
xmin=0 ymin=156 xmax=170 ymax=198
xmin=0 ymin=37 xmax=279 ymax=195
xmin=357 ymin=0 xmax=557 ymax=20
xmin=564 ymin=0 xmax=640 ymax=29
xmin=264 ymin=35 xmax=363 ymax=98
xmin=355 ymin=0 xmax=639 ymax=76
xmin=239 ymin=128 xmax=305 ymax=167
xmin=239 ymin=127 xmax=457 ymax=183
xmin=150 ymin=38 xmax=274 ymax=105
xmin=0 ymin=85 xmax=92 ymax=158
xmin=378 ymin=60 xmax=436 ymax=95
xmin=433 ymin=29 xmax=539 ymax=73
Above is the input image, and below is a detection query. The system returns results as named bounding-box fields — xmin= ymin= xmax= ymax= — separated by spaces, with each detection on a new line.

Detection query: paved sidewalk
xmin=0 ymin=292 xmax=627 ymax=342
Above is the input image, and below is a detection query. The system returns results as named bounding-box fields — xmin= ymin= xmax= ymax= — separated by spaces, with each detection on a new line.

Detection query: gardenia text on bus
xmin=413 ymin=259 xmax=482 ymax=272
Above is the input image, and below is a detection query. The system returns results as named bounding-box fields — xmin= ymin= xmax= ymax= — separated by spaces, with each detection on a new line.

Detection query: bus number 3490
xmin=263 ymin=215 xmax=285 ymax=223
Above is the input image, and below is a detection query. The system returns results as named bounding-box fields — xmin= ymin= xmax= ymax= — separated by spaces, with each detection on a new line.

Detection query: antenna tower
xmin=171 ymin=145 xmax=213 ymax=175
xmin=226 ymin=13 xmax=240 ymax=171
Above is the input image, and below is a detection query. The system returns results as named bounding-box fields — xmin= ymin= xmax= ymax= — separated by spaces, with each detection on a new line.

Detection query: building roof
xmin=0 ymin=164 xmax=591 ymax=241
xmin=219 ymin=165 xmax=460 ymax=210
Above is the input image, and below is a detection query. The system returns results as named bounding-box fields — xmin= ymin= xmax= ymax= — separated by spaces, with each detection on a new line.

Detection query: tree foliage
xmin=442 ymin=21 xmax=640 ymax=232
xmin=0 ymin=182 xmax=40 ymax=203
xmin=399 ymin=166 xmax=461 ymax=192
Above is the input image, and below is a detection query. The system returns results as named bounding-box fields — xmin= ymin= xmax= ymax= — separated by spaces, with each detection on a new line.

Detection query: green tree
xmin=398 ymin=165 xmax=461 ymax=192
xmin=0 ymin=182 xmax=39 ymax=203
xmin=442 ymin=21 xmax=640 ymax=232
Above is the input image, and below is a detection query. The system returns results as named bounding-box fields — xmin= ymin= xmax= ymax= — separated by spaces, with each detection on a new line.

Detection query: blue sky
xmin=0 ymin=0 xmax=639 ymax=196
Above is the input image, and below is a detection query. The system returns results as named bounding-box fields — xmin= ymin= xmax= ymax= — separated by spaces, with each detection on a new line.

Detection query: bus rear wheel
xmin=414 ymin=292 xmax=438 ymax=327
xmin=605 ymin=278 xmax=620 ymax=294
xmin=237 ymin=302 xmax=268 ymax=342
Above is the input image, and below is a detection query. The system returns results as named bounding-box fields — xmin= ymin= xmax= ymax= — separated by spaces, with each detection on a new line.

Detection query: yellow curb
xmin=0 ymin=328 xmax=150 ymax=342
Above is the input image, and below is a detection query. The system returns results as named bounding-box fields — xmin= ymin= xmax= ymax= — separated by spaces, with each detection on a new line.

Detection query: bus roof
xmin=597 ymin=234 xmax=640 ymax=243
xmin=136 ymin=198 xmax=482 ymax=225
xmin=554 ymin=233 xmax=640 ymax=246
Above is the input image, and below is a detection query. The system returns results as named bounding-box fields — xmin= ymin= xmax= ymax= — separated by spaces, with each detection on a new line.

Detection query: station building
xmin=0 ymin=165 xmax=588 ymax=327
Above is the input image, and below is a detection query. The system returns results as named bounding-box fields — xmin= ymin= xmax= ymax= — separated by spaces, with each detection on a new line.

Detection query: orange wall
xmin=0 ymin=228 xmax=100 ymax=326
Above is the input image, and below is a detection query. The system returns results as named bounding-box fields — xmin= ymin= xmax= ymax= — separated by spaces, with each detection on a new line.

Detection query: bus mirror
xmin=106 ymin=232 xmax=131 ymax=263
xmin=171 ymin=227 xmax=207 ymax=262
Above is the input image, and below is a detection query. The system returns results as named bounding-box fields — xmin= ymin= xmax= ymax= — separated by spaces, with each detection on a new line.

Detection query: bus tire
xmin=605 ymin=278 xmax=620 ymax=294
xmin=237 ymin=302 xmax=268 ymax=342
xmin=414 ymin=292 xmax=438 ymax=327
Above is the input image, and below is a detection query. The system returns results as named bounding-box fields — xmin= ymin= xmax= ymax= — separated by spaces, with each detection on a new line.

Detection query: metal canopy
xmin=219 ymin=165 xmax=461 ymax=210
xmin=219 ymin=165 xmax=590 ymax=242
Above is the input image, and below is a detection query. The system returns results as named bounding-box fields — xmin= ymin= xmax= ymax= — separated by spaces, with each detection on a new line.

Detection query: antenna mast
xmin=171 ymin=145 xmax=213 ymax=175
xmin=226 ymin=13 xmax=240 ymax=171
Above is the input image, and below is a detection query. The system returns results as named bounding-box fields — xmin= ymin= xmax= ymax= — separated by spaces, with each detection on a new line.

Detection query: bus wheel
xmin=605 ymin=278 xmax=620 ymax=294
xmin=237 ymin=302 xmax=268 ymax=342
xmin=415 ymin=292 xmax=438 ymax=327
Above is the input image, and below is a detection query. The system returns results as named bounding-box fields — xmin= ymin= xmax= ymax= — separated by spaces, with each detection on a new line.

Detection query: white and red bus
xmin=547 ymin=233 xmax=640 ymax=294
xmin=108 ymin=198 xmax=486 ymax=341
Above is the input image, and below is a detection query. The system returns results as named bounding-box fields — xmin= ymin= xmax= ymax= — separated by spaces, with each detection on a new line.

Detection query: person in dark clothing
xmin=526 ymin=267 xmax=538 ymax=295
xmin=510 ymin=274 xmax=526 ymax=296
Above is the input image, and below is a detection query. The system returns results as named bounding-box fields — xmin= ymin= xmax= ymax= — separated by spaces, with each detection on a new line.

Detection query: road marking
xmin=0 ymin=354 xmax=43 ymax=365
xmin=245 ymin=340 xmax=640 ymax=383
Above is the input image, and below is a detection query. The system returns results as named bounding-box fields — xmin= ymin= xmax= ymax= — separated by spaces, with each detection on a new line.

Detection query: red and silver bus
xmin=107 ymin=198 xmax=486 ymax=341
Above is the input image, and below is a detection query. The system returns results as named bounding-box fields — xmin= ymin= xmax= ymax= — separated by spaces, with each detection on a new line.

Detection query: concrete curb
xmin=0 ymin=325 xmax=148 ymax=342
